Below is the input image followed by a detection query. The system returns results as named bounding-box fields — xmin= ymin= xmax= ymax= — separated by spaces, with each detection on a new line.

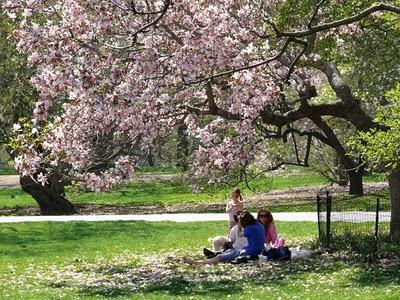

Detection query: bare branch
xmin=281 ymin=3 xmax=400 ymax=38
xmin=131 ymin=0 xmax=170 ymax=35
xmin=186 ymin=83 xmax=241 ymax=120
xmin=105 ymin=0 xmax=171 ymax=50
xmin=307 ymin=0 xmax=328 ymax=29
xmin=186 ymin=38 xmax=293 ymax=84
xmin=284 ymin=39 xmax=308 ymax=82
xmin=110 ymin=0 xmax=129 ymax=11
xmin=289 ymin=125 xmax=301 ymax=164
xmin=160 ymin=24 xmax=184 ymax=45
xmin=129 ymin=0 xmax=169 ymax=15
xmin=304 ymin=134 xmax=312 ymax=167
xmin=252 ymin=161 xmax=308 ymax=179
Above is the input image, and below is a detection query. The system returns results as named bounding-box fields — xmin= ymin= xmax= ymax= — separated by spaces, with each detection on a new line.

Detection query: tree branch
xmin=185 ymin=38 xmax=292 ymax=84
xmin=184 ymin=83 xmax=241 ymax=120
xmin=184 ymin=3 xmax=400 ymax=86
xmin=105 ymin=0 xmax=171 ymax=50
xmin=284 ymin=39 xmax=308 ymax=82
xmin=252 ymin=161 xmax=309 ymax=179
xmin=307 ymin=0 xmax=328 ymax=29
xmin=280 ymin=3 xmax=400 ymax=38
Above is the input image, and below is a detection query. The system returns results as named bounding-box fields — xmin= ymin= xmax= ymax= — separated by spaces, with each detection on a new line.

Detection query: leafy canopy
xmin=351 ymin=83 xmax=400 ymax=171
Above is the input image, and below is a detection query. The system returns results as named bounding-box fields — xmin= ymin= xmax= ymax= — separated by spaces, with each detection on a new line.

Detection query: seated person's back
xmin=243 ymin=221 xmax=265 ymax=256
xmin=229 ymin=224 xmax=248 ymax=250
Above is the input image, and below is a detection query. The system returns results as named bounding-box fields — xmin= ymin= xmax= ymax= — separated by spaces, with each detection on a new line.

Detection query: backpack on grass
xmin=262 ymin=246 xmax=291 ymax=261
xmin=230 ymin=255 xmax=259 ymax=264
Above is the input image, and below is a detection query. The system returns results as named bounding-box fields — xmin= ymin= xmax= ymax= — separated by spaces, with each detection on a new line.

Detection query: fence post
xmin=374 ymin=198 xmax=380 ymax=258
xmin=326 ymin=191 xmax=332 ymax=249
xmin=317 ymin=194 xmax=322 ymax=244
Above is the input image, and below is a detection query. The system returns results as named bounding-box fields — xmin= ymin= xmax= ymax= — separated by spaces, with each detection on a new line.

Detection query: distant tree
xmin=352 ymin=84 xmax=400 ymax=240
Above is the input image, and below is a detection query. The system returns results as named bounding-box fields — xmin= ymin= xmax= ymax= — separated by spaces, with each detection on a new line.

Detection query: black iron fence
xmin=317 ymin=191 xmax=391 ymax=256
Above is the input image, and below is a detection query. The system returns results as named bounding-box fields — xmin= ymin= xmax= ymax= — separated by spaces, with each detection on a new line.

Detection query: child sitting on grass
xmin=184 ymin=211 xmax=264 ymax=265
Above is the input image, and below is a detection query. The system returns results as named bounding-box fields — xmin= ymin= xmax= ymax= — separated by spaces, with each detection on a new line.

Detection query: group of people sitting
xmin=184 ymin=188 xmax=286 ymax=265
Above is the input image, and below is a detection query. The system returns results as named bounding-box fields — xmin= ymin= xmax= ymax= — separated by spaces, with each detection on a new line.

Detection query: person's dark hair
xmin=231 ymin=187 xmax=243 ymax=201
xmin=232 ymin=187 xmax=241 ymax=194
xmin=233 ymin=210 xmax=242 ymax=223
xmin=239 ymin=211 xmax=257 ymax=228
xmin=257 ymin=209 xmax=274 ymax=224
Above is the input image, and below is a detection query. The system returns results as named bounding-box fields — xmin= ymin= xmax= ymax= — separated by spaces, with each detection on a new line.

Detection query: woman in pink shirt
xmin=257 ymin=209 xmax=277 ymax=244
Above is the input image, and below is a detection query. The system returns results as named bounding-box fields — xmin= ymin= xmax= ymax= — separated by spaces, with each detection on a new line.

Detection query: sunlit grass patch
xmin=0 ymin=188 xmax=37 ymax=209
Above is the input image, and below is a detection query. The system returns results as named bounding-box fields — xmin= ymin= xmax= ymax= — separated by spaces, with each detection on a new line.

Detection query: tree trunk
xmin=338 ymin=170 xmax=348 ymax=186
xmin=337 ymin=160 xmax=348 ymax=186
xmin=389 ymin=167 xmax=400 ymax=241
xmin=147 ymin=148 xmax=154 ymax=167
xmin=348 ymin=168 xmax=364 ymax=196
xmin=176 ymin=123 xmax=189 ymax=171
xmin=20 ymin=173 xmax=76 ymax=215
xmin=311 ymin=116 xmax=364 ymax=195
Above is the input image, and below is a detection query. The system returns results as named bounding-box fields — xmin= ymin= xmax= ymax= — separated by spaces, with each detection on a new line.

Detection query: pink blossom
xmin=36 ymin=172 xmax=48 ymax=186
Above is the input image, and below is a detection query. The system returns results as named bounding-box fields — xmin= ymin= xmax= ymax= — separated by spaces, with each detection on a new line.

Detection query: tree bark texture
xmin=176 ymin=123 xmax=189 ymax=171
xmin=389 ymin=167 xmax=400 ymax=241
xmin=348 ymin=168 xmax=364 ymax=196
xmin=20 ymin=173 xmax=76 ymax=215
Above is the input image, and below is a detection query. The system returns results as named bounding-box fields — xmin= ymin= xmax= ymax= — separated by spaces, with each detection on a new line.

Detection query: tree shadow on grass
xmin=354 ymin=260 xmax=400 ymax=287
xmin=67 ymin=258 xmax=342 ymax=298
xmin=44 ymin=256 xmax=400 ymax=298
xmin=79 ymin=278 xmax=244 ymax=298
xmin=144 ymin=277 xmax=243 ymax=297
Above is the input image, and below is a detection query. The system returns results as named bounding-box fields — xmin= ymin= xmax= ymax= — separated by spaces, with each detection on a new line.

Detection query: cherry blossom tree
xmin=3 ymin=1 xmax=400 ymax=227
xmin=0 ymin=9 xmax=76 ymax=215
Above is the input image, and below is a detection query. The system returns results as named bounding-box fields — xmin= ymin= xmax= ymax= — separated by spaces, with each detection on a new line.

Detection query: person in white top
xmin=203 ymin=211 xmax=248 ymax=258
xmin=229 ymin=222 xmax=248 ymax=250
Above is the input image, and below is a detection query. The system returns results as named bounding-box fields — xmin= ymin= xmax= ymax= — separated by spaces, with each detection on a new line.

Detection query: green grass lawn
xmin=0 ymin=188 xmax=37 ymax=208
xmin=0 ymin=166 xmax=17 ymax=175
xmin=0 ymin=171 xmax=385 ymax=210
xmin=0 ymin=220 xmax=399 ymax=299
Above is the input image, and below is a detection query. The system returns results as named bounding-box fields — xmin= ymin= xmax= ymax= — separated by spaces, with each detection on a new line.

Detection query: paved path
xmin=0 ymin=211 xmax=391 ymax=223
xmin=0 ymin=212 xmax=317 ymax=223
xmin=0 ymin=175 xmax=20 ymax=188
